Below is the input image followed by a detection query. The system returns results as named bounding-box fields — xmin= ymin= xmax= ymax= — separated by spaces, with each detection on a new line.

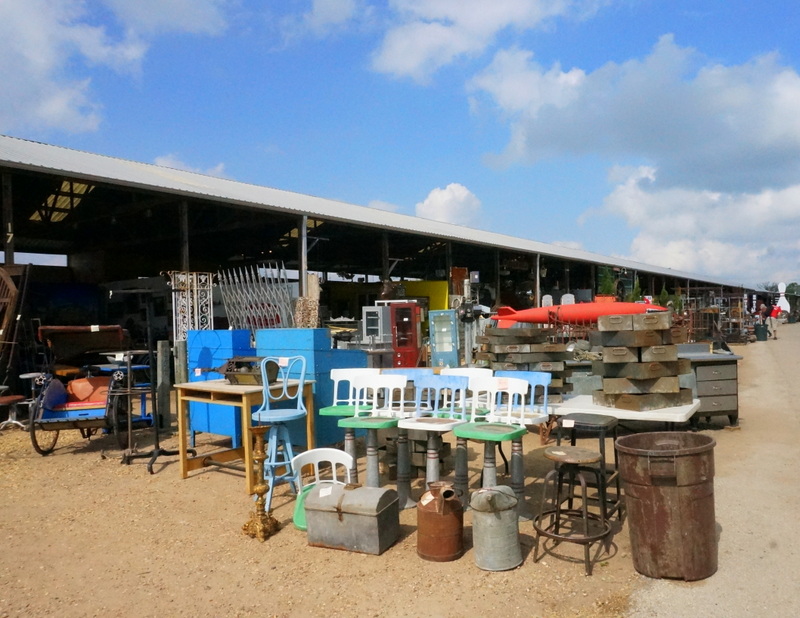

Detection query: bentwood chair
xmin=251 ymin=356 xmax=307 ymax=514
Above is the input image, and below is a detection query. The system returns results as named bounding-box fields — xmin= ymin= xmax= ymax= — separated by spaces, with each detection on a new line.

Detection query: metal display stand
xmin=110 ymin=289 xmax=187 ymax=473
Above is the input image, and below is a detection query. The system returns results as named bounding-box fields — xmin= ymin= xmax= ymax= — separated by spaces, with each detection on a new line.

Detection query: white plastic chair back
xmin=329 ymin=368 xmax=380 ymax=406
xmin=469 ymin=376 xmax=533 ymax=427
xmin=494 ymin=370 xmax=551 ymax=419
xmin=412 ymin=374 xmax=470 ymax=420
xmin=561 ymin=293 xmax=575 ymax=305
xmin=350 ymin=373 xmax=408 ymax=417
xmin=541 ymin=294 xmax=553 ymax=307
xmin=441 ymin=367 xmax=493 ymax=410
xmin=291 ymin=448 xmax=353 ymax=489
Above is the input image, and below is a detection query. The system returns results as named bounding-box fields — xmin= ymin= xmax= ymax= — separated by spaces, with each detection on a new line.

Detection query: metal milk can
xmin=470 ymin=485 xmax=522 ymax=571
xmin=416 ymin=481 xmax=464 ymax=561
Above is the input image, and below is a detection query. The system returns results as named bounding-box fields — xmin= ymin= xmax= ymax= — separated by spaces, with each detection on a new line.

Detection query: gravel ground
xmin=1 ymin=325 xmax=796 ymax=617
xmin=627 ymin=323 xmax=800 ymax=616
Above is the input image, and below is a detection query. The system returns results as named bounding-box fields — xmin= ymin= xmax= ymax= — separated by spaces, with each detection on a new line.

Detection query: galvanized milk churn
xmin=470 ymin=485 xmax=522 ymax=571
xmin=416 ymin=481 xmax=464 ymax=561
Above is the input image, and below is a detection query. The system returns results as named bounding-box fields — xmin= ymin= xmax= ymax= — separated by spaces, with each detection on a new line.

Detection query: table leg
xmin=365 ymin=429 xmax=380 ymax=488
xmin=482 ymin=442 xmax=497 ymax=488
xmin=455 ymin=436 xmax=469 ymax=509
xmin=510 ymin=438 xmax=530 ymax=520
xmin=304 ymin=384 xmax=316 ymax=450
xmin=177 ymin=392 xmax=189 ymax=479
xmin=425 ymin=432 xmax=440 ymax=487
xmin=396 ymin=428 xmax=415 ymax=509
xmin=242 ymin=392 xmax=257 ymax=495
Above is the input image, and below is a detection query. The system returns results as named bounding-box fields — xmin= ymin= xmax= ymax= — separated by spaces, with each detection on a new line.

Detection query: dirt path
xmin=2 ymin=327 xmax=796 ymax=617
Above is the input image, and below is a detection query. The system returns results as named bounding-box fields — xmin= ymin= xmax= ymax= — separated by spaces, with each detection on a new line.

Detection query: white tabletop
xmin=551 ymin=394 xmax=700 ymax=423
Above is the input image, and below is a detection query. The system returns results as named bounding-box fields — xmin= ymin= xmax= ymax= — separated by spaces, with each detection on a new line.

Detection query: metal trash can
xmin=754 ymin=323 xmax=769 ymax=341
xmin=616 ymin=432 xmax=717 ymax=580
xmin=470 ymin=485 xmax=522 ymax=571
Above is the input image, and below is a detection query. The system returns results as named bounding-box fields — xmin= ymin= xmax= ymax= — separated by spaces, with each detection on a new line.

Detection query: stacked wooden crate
xmin=590 ymin=312 xmax=693 ymax=411
xmin=476 ymin=326 xmax=572 ymax=403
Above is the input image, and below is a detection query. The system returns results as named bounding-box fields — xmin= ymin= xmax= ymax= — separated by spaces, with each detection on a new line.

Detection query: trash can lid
xmin=470 ymin=485 xmax=518 ymax=512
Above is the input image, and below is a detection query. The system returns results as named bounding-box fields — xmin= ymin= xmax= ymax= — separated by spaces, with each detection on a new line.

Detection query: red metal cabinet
xmin=390 ymin=302 xmax=422 ymax=367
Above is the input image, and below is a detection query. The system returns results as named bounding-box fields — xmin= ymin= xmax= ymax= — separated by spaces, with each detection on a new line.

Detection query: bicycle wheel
xmin=29 ymin=400 xmax=59 ymax=456
xmin=108 ymin=394 xmax=130 ymax=450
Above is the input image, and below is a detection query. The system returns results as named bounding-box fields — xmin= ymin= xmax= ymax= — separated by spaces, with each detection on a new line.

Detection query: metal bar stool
xmin=557 ymin=412 xmax=622 ymax=520
xmin=0 ymin=394 xmax=27 ymax=431
xmin=532 ymin=445 xmax=612 ymax=575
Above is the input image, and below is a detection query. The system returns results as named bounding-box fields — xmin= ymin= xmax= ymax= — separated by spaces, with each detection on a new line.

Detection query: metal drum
xmin=417 ymin=481 xmax=464 ymax=562
xmin=470 ymin=485 xmax=522 ymax=571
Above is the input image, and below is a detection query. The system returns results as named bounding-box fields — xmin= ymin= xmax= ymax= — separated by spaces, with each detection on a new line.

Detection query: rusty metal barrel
xmin=416 ymin=481 xmax=464 ymax=561
xmin=616 ymin=432 xmax=717 ymax=581
xmin=470 ymin=485 xmax=522 ymax=571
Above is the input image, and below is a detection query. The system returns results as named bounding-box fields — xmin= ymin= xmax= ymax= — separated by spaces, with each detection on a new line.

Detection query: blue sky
xmin=2 ymin=1 xmax=799 ymax=288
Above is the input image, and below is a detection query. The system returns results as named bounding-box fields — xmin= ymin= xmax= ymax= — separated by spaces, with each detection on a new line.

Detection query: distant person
xmin=769 ymin=304 xmax=780 ymax=339
xmin=757 ymin=300 xmax=769 ymax=324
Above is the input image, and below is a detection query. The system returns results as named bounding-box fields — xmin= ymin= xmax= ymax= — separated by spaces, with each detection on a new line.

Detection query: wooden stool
xmin=0 ymin=395 xmax=28 ymax=431
xmin=557 ymin=412 xmax=622 ymax=519
xmin=532 ymin=445 xmax=611 ymax=575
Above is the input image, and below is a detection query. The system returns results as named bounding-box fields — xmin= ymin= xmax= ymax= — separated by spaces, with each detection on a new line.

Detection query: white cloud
xmin=372 ymin=0 xmax=587 ymax=82
xmin=599 ymin=166 xmax=800 ymax=284
xmin=102 ymin=0 xmax=228 ymax=36
xmin=0 ymin=0 xmax=228 ymax=134
xmin=154 ymin=153 xmax=227 ymax=177
xmin=474 ymin=35 xmax=800 ymax=193
xmin=280 ymin=0 xmax=371 ymax=41
xmin=415 ymin=183 xmax=481 ymax=226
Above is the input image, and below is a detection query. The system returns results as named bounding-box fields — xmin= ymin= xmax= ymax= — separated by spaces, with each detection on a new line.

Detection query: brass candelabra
xmin=242 ymin=425 xmax=280 ymax=541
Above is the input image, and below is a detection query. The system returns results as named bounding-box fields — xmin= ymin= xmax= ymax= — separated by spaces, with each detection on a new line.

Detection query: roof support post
xmin=494 ymin=249 xmax=501 ymax=309
xmin=535 ymin=253 xmax=542 ymax=308
xmin=381 ymin=232 xmax=389 ymax=281
xmin=299 ymin=215 xmax=308 ymax=296
xmin=2 ymin=172 xmax=14 ymax=266
xmin=179 ymin=200 xmax=189 ymax=271
xmin=446 ymin=242 xmax=453 ymax=294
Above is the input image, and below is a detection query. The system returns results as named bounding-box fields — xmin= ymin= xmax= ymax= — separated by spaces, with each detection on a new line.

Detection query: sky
xmin=1 ymin=0 xmax=799 ymax=289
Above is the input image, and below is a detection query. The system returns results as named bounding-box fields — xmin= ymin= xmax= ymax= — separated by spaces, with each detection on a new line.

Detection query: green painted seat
xmin=337 ymin=373 xmax=408 ymax=488
xmin=318 ymin=368 xmax=381 ymax=417
xmin=320 ymin=368 xmax=381 ymax=483
xmin=453 ymin=374 xmax=549 ymax=516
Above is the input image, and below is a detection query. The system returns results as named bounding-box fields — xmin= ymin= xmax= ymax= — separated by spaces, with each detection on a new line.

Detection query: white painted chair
xmin=290 ymin=448 xmax=354 ymax=531
xmin=319 ymin=367 xmax=381 ymax=482
xmin=398 ymin=374 xmax=470 ymax=491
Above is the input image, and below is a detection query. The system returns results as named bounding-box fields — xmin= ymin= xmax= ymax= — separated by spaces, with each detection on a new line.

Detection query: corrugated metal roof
xmin=0 ymin=134 xmax=745 ymax=288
